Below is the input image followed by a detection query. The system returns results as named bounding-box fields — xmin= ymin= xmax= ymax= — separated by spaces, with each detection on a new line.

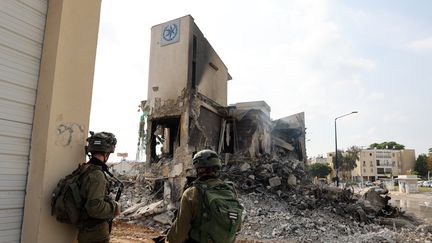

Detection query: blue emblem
xmin=162 ymin=24 xmax=178 ymax=42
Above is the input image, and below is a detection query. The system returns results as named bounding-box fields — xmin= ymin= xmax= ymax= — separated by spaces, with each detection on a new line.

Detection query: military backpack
xmin=51 ymin=164 xmax=91 ymax=225
xmin=190 ymin=181 xmax=243 ymax=243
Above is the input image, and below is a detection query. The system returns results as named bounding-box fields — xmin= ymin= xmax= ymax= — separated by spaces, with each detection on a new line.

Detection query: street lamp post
xmin=334 ymin=111 xmax=358 ymax=187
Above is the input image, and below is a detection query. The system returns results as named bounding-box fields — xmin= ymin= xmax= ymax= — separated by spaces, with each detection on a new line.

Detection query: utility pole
xmin=334 ymin=111 xmax=358 ymax=187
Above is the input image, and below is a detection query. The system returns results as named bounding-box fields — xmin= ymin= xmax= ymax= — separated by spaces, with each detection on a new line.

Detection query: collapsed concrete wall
xmin=139 ymin=16 xmax=306 ymax=207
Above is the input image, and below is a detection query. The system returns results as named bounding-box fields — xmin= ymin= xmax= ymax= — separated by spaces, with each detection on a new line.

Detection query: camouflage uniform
xmin=166 ymin=178 xmax=242 ymax=243
xmin=78 ymin=157 xmax=118 ymax=243
xmin=167 ymin=149 xmax=242 ymax=243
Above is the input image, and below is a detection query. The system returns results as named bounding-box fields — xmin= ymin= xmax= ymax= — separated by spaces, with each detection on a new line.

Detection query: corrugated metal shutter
xmin=0 ymin=0 xmax=47 ymax=242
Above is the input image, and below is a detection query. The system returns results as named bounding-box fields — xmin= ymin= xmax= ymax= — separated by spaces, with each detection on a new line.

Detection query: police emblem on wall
xmin=160 ymin=19 xmax=180 ymax=46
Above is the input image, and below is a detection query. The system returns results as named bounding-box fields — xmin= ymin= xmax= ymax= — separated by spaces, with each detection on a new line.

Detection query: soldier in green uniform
xmin=166 ymin=149 xmax=242 ymax=243
xmin=78 ymin=132 xmax=121 ymax=243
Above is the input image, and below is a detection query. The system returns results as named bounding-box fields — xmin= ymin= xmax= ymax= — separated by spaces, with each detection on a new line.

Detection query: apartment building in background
xmin=308 ymin=156 xmax=328 ymax=165
xmin=352 ymin=149 xmax=415 ymax=182
xmin=327 ymin=149 xmax=416 ymax=182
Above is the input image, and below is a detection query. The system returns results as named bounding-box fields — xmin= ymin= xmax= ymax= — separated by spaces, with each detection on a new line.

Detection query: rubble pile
xmin=237 ymin=191 xmax=431 ymax=242
xmin=221 ymin=150 xmax=308 ymax=193
xmin=114 ymin=154 xmax=432 ymax=242
xmin=115 ymin=177 xmax=172 ymax=230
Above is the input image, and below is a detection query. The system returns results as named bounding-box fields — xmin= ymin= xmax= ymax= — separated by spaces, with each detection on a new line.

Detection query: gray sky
xmin=90 ymin=0 xmax=432 ymax=162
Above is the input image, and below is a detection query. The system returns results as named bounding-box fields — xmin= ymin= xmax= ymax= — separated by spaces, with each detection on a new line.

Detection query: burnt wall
xmin=189 ymin=106 xmax=222 ymax=151
xmin=236 ymin=109 xmax=272 ymax=157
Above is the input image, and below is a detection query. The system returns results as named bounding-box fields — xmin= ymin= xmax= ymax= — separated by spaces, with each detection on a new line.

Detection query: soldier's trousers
xmin=78 ymin=221 xmax=110 ymax=243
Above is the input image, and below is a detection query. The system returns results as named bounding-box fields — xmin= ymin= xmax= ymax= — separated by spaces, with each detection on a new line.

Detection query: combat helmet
xmin=192 ymin=149 xmax=222 ymax=169
xmin=85 ymin=131 xmax=117 ymax=154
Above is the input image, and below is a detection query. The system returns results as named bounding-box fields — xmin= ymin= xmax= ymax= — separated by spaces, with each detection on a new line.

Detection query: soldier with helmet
xmin=166 ymin=149 xmax=243 ymax=243
xmin=78 ymin=131 xmax=121 ymax=243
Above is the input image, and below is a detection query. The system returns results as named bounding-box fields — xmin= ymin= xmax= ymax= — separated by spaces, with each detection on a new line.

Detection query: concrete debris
xmin=239 ymin=162 xmax=251 ymax=172
xmin=287 ymin=174 xmax=297 ymax=186
xmin=358 ymin=187 xmax=392 ymax=215
xmin=237 ymin=192 xmax=430 ymax=242
xmin=129 ymin=136 xmax=427 ymax=239
xmin=122 ymin=201 xmax=150 ymax=216
xmin=113 ymin=151 xmax=430 ymax=242
xmin=153 ymin=211 xmax=175 ymax=225
xmin=134 ymin=200 xmax=165 ymax=218
xmin=268 ymin=176 xmax=282 ymax=187
xmin=272 ymin=136 xmax=294 ymax=151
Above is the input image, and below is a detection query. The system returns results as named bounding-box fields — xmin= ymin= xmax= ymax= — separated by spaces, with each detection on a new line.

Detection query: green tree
xmin=415 ymin=154 xmax=429 ymax=177
xmin=428 ymin=147 xmax=432 ymax=155
xmin=427 ymin=155 xmax=432 ymax=172
xmin=308 ymin=163 xmax=332 ymax=178
xmin=369 ymin=143 xmax=380 ymax=149
xmin=368 ymin=141 xmax=405 ymax=150
xmin=331 ymin=150 xmax=344 ymax=170
xmin=340 ymin=146 xmax=360 ymax=179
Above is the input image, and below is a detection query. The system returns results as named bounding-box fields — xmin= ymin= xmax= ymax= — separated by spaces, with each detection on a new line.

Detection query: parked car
xmin=423 ymin=181 xmax=432 ymax=187
xmin=418 ymin=180 xmax=424 ymax=186
xmin=365 ymin=181 xmax=373 ymax=187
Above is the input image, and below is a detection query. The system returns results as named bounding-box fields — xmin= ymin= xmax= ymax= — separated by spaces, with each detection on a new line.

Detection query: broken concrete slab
xmin=287 ymin=174 xmax=297 ymax=186
xmin=153 ymin=211 xmax=174 ymax=225
xmin=358 ymin=187 xmax=391 ymax=215
xmin=269 ymin=176 xmax=282 ymax=187
xmin=272 ymin=136 xmax=294 ymax=151
xmin=133 ymin=200 xmax=166 ymax=218
xmin=169 ymin=163 xmax=183 ymax=177
xmin=239 ymin=162 xmax=251 ymax=172
xmin=122 ymin=201 xmax=150 ymax=216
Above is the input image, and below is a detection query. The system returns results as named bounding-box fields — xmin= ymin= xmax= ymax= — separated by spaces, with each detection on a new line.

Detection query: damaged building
xmin=138 ymin=15 xmax=306 ymax=207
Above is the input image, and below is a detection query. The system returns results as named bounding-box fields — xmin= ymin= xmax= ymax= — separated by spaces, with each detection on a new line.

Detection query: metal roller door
xmin=0 ymin=0 xmax=47 ymax=242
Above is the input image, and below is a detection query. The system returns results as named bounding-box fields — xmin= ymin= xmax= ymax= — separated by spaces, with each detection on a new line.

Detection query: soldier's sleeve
xmin=84 ymin=170 xmax=117 ymax=219
xmin=166 ymin=187 xmax=196 ymax=243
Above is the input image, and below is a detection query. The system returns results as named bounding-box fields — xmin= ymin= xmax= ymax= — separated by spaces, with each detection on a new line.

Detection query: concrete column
xmin=21 ymin=0 xmax=101 ymax=242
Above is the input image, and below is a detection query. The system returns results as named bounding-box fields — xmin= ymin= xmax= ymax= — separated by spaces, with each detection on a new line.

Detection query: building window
xmin=363 ymin=168 xmax=366 ymax=173
xmin=371 ymin=168 xmax=373 ymax=173
xmin=370 ymin=153 xmax=372 ymax=156
xmin=392 ymin=161 xmax=395 ymax=167
xmin=370 ymin=161 xmax=373 ymax=166
xmin=376 ymin=159 xmax=380 ymax=166
xmin=149 ymin=117 xmax=181 ymax=162
xmin=377 ymin=168 xmax=385 ymax=174
xmin=363 ymin=161 xmax=366 ymax=166
xmin=191 ymin=35 xmax=197 ymax=89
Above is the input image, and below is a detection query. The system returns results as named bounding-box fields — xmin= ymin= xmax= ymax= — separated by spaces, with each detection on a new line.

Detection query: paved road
xmin=388 ymin=191 xmax=432 ymax=224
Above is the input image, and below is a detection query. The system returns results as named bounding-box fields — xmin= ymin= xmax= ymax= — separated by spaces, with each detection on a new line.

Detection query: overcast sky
xmin=90 ymin=0 xmax=432 ymax=162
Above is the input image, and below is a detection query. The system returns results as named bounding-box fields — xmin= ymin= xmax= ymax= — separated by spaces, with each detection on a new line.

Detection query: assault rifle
xmin=109 ymin=176 xmax=124 ymax=233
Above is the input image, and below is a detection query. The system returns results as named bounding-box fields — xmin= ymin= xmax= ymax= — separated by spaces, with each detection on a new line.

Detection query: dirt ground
xmin=110 ymin=221 xmax=159 ymax=243
xmin=111 ymin=221 xmax=271 ymax=243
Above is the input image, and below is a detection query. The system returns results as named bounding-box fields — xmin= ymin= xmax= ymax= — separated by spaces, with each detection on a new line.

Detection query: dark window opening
xmin=191 ymin=35 xmax=197 ymax=89
xmin=151 ymin=179 xmax=164 ymax=200
xmin=222 ymin=120 xmax=236 ymax=154
xmin=150 ymin=117 xmax=181 ymax=162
